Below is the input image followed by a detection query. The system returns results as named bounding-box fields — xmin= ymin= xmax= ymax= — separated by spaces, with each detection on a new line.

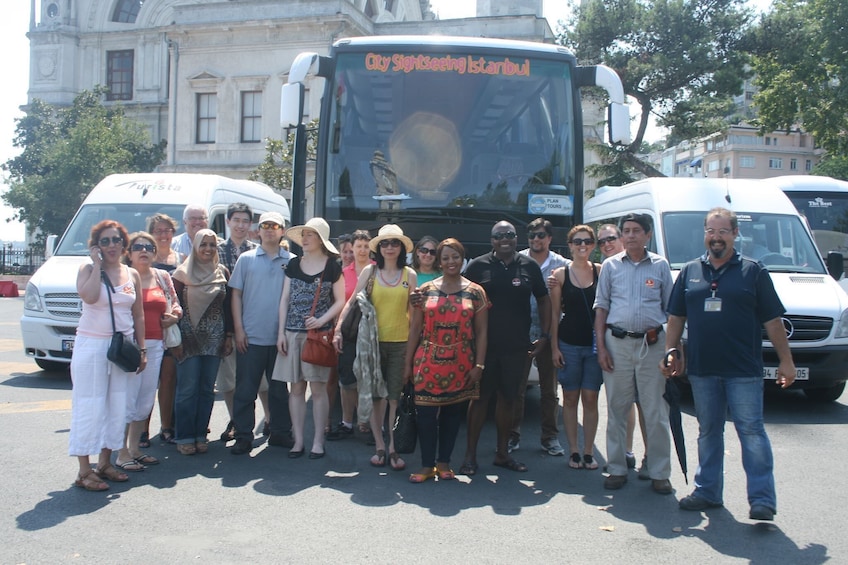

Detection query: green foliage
xmin=2 ymin=88 xmax=165 ymax=241
xmin=249 ymin=119 xmax=319 ymax=191
xmin=751 ymin=0 xmax=848 ymax=158
xmin=812 ymin=156 xmax=848 ymax=182
xmin=558 ymin=0 xmax=753 ymax=178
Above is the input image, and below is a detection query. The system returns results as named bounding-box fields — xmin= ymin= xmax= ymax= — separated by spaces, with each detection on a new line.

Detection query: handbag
xmin=102 ymin=270 xmax=142 ymax=373
xmin=339 ymin=267 xmax=377 ymax=343
xmin=301 ymin=270 xmax=337 ymax=367
xmin=393 ymin=382 xmax=417 ymax=454
xmin=156 ymin=270 xmax=182 ymax=348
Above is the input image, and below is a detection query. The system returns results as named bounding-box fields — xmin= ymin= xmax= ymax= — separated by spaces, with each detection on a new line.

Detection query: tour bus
xmin=21 ymin=173 xmax=290 ymax=371
xmin=584 ymin=177 xmax=848 ymax=402
xmin=768 ymin=175 xmax=848 ymax=291
xmin=280 ymin=35 xmax=630 ymax=257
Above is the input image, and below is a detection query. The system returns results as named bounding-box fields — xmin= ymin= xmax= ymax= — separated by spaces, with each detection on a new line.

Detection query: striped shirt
xmin=593 ymin=249 xmax=672 ymax=332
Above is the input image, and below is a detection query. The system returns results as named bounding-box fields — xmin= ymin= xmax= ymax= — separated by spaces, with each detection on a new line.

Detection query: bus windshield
xmin=662 ymin=211 xmax=826 ymax=274
xmin=319 ymin=47 xmax=578 ymax=246
xmin=784 ymin=191 xmax=848 ymax=256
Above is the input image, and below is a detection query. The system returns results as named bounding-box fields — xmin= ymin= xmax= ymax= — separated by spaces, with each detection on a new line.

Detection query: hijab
xmin=172 ymin=229 xmax=227 ymax=328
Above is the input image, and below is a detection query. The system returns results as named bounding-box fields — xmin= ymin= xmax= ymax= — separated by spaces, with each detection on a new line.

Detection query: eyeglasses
xmin=491 ymin=231 xmax=517 ymax=241
xmin=571 ymin=238 xmax=595 ymax=246
xmin=598 ymin=235 xmax=619 ymax=245
xmin=528 ymin=231 xmax=549 ymax=240
xmin=379 ymin=239 xmax=402 ymax=248
xmin=187 ymin=216 xmax=208 ymax=222
xmin=704 ymin=228 xmax=733 ymax=236
xmin=259 ymin=222 xmax=282 ymax=230
xmin=131 ymin=243 xmax=155 ymax=252
xmin=152 ymin=228 xmax=174 ymax=235
xmin=418 ymin=248 xmax=437 ymax=256
xmin=99 ymin=236 xmax=124 ymax=247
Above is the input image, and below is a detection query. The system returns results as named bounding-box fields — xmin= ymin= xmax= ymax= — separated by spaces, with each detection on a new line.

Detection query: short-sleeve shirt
xmin=284 ymin=257 xmax=343 ymax=332
xmin=464 ymin=251 xmax=548 ymax=353
xmin=668 ymin=251 xmax=785 ymax=377
xmin=228 ymin=246 xmax=294 ymax=346
xmin=593 ymin=249 xmax=672 ymax=332
xmin=218 ymin=238 xmax=257 ymax=273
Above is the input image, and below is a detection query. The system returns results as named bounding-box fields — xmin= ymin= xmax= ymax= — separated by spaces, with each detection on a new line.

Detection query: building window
xmin=241 ymin=91 xmax=262 ymax=143
xmin=806 ymin=160 xmax=813 ymax=171
xmin=196 ymin=93 xmax=217 ymax=144
xmin=740 ymin=156 xmax=755 ymax=168
xmin=106 ymin=50 xmax=133 ymax=101
xmin=790 ymin=158 xmax=798 ymax=171
xmin=112 ymin=0 xmax=143 ymax=23
xmin=708 ymin=160 xmax=720 ymax=172
xmin=769 ymin=158 xmax=783 ymax=169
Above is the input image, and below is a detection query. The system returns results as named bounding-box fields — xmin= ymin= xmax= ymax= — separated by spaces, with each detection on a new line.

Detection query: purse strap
xmin=155 ymin=269 xmax=173 ymax=313
xmin=100 ymin=269 xmax=118 ymax=334
xmin=308 ymin=268 xmax=327 ymax=318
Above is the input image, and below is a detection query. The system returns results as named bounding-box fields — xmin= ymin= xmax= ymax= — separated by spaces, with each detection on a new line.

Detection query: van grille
xmin=789 ymin=276 xmax=826 ymax=284
xmin=761 ymin=315 xmax=832 ymax=342
xmin=44 ymin=293 xmax=82 ymax=320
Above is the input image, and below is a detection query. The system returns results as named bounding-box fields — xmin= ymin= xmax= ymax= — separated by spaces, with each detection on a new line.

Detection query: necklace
xmin=378 ymin=268 xmax=403 ymax=287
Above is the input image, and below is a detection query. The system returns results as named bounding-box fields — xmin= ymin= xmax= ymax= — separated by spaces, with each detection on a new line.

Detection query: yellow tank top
xmin=370 ymin=267 xmax=411 ymax=342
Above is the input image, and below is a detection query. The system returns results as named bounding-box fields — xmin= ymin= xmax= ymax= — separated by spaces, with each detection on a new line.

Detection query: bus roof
xmin=765 ymin=175 xmax=848 ymax=194
xmin=333 ymin=35 xmax=575 ymax=57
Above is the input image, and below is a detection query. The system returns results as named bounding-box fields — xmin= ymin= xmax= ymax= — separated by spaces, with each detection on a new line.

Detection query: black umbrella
xmin=663 ymin=349 xmax=688 ymax=484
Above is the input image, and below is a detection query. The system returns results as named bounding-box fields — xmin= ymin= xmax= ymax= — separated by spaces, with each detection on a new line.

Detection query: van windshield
xmin=56 ymin=204 xmax=188 ymax=256
xmin=662 ymin=211 xmax=826 ymax=274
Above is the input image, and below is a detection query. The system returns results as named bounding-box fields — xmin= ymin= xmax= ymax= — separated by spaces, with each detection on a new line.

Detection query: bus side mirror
xmin=826 ymin=251 xmax=844 ymax=280
xmin=608 ymin=102 xmax=631 ymax=145
xmin=280 ymin=83 xmax=303 ymax=128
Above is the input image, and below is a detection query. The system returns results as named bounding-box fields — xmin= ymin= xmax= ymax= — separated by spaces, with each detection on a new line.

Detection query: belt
xmin=607 ymin=325 xmax=663 ymax=339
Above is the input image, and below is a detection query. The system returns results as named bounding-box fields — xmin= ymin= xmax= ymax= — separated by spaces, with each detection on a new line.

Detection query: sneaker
xmin=652 ymin=479 xmax=673 ymax=494
xmin=230 ymin=439 xmax=252 ymax=455
xmin=638 ymin=457 xmax=651 ymax=480
xmin=749 ymin=505 xmax=775 ymax=521
xmin=679 ymin=494 xmax=723 ymax=511
xmin=267 ymin=433 xmax=295 ymax=448
xmin=541 ymin=438 xmax=565 ymax=456
xmin=604 ymin=474 xmax=628 ymax=490
xmin=507 ymin=438 xmax=520 ymax=453
xmin=626 ymin=452 xmax=637 ymax=469
xmin=327 ymin=423 xmax=354 ymax=441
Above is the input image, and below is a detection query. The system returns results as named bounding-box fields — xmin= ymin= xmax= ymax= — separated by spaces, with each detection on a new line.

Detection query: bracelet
xmin=475 ymin=363 xmax=485 ymax=370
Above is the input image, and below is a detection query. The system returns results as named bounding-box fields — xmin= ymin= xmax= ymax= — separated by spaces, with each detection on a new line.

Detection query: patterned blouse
xmin=284 ymin=258 xmax=343 ymax=332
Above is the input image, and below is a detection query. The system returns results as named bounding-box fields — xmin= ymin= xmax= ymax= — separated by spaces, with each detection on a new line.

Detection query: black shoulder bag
xmin=102 ymin=270 xmax=141 ymax=373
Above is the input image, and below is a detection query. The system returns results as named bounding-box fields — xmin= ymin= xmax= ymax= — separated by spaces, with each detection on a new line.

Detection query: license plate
xmin=763 ymin=366 xmax=808 ymax=381
xmin=62 ymin=339 xmax=74 ymax=352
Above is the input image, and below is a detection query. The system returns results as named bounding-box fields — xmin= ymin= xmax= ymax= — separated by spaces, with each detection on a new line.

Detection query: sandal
xmin=95 ymin=463 xmax=129 ymax=482
xmin=220 ymin=421 xmax=235 ymax=442
xmin=160 ymin=428 xmax=176 ymax=445
xmin=115 ymin=459 xmax=145 ymax=472
xmin=492 ymin=458 xmax=529 ymax=473
xmin=177 ymin=443 xmax=197 ymax=456
xmin=370 ymin=449 xmax=386 ymax=467
xmin=195 ymin=442 xmax=209 ymax=454
xmin=569 ymin=452 xmax=584 ymax=469
xmin=134 ymin=454 xmax=159 ymax=466
xmin=138 ymin=432 xmax=151 ymax=448
xmin=74 ymin=469 xmax=109 ymax=491
xmin=389 ymin=452 xmax=406 ymax=471
xmin=458 ymin=462 xmax=479 ymax=476
xmin=436 ymin=465 xmax=455 ymax=481
xmin=583 ymin=454 xmax=599 ymax=470
xmin=409 ymin=467 xmax=437 ymax=483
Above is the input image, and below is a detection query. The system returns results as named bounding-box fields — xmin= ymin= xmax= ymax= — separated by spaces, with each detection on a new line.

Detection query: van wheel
xmin=35 ymin=359 xmax=69 ymax=372
xmin=803 ymin=382 xmax=846 ymax=402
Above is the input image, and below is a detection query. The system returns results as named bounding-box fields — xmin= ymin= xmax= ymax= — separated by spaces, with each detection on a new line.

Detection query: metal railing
xmin=0 ymin=246 xmax=46 ymax=276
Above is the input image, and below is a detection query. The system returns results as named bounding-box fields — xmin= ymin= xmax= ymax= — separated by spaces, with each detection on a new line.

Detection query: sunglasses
xmin=131 ymin=243 xmax=155 ymax=252
xmin=598 ymin=235 xmax=619 ymax=245
xmin=418 ymin=248 xmax=437 ymax=256
xmin=528 ymin=231 xmax=549 ymax=240
xmin=259 ymin=222 xmax=282 ymax=230
xmin=99 ymin=236 xmax=124 ymax=247
xmin=571 ymin=238 xmax=595 ymax=246
xmin=379 ymin=239 xmax=402 ymax=248
xmin=491 ymin=231 xmax=517 ymax=241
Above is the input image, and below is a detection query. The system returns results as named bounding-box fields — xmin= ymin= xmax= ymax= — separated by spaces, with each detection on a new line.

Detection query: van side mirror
xmin=45 ymin=234 xmax=58 ymax=259
xmin=826 ymin=251 xmax=844 ymax=280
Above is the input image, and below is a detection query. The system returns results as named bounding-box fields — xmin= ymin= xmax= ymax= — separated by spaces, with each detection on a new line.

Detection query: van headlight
xmin=23 ymin=282 xmax=43 ymax=312
xmin=835 ymin=309 xmax=848 ymax=338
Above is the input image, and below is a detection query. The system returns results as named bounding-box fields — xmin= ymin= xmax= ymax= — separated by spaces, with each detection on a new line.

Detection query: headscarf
xmin=172 ymin=229 xmax=227 ymax=328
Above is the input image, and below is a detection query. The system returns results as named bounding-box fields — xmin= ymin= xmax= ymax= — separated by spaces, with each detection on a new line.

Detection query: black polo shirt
xmin=668 ymin=251 xmax=785 ymax=377
xmin=465 ymin=251 xmax=548 ymax=353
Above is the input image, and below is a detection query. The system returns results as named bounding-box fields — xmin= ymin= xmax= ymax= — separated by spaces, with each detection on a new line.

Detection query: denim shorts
xmin=557 ymin=340 xmax=603 ymax=392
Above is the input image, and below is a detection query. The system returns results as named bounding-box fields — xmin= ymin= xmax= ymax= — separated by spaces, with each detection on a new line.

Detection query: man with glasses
xmin=662 ymin=207 xmax=795 ymax=521
xmin=229 ymin=211 xmax=294 ymax=455
xmin=172 ymin=204 xmax=210 ymax=258
xmin=512 ymin=217 xmax=570 ymax=456
xmin=459 ymin=221 xmax=551 ymax=475
xmin=594 ymin=213 xmax=674 ymax=494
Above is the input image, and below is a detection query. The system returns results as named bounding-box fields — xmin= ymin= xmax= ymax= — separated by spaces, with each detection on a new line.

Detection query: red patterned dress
xmin=411 ymin=281 xmax=488 ymax=406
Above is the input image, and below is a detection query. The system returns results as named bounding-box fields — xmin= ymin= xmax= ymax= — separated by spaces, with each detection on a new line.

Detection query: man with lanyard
xmin=512 ymin=217 xmax=569 ymax=456
xmin=662 ymin=207 xmax=795 ymax=521
xmin=216 ymin=203 xmax=271 ymax=443
xmin=172 ymin=204 xmax=210 ymax=258
xmin=594 ymin=212 xmax=673 ymax=494
xmin=459 ymin=221 xmax=551 ymax=475
xmin=229 ymin=212 xmax=294 ymax=455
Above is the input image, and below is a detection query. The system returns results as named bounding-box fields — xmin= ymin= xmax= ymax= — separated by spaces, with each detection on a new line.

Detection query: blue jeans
xmin=233 ymin=344 xmax=291 ymax=442
xmin=689 ymin=375 xmax=776 ymax=510
xmin=174 ymin=355 xmax=221 ymax=444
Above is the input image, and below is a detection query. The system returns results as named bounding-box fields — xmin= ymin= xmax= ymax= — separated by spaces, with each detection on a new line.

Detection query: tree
xmin=249 ymin=119 xmax=319 ymax=191
xmin=558 ymin=0 xmax=754 ymax=180
xmin=2 ymin=89 xmax=166 ymax=240
xmin=751 ymin=0 xmax=848 ymax=159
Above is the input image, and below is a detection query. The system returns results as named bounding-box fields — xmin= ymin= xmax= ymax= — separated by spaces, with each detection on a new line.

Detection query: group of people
xmin=68 ymin=203 xmax=795 ymax=521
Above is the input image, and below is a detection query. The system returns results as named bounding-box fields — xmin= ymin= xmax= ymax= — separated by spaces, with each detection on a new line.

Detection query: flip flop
xmin=134 ymin=454 xmax=159 ymax=466
xmin=493 ymin=458 xmax=529 ymax=473
xmin=138 ymin=432 xmax=151 ymax=448
xmin=115 ymin=459 xmax=145 ymax=472
xmin=370 ymin=449 xmax=386 ymax=467
xmin=569 ymin=453 xmax=584 ymax=469
xmin=458 ymin=462 xmax=478 ymax=476
xmin=389 ymin=452 xmax=406 ymax=471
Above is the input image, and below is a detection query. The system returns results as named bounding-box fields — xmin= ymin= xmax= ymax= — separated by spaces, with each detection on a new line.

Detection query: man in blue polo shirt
xmin=663 ymin=207 xmax=796 ymax=521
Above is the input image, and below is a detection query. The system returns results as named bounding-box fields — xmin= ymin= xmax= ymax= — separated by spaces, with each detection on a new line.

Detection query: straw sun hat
xmin=286 ymin=217 xmax=339 ymax=255
xmin=368 ymin=224 xmax=414 ymax=253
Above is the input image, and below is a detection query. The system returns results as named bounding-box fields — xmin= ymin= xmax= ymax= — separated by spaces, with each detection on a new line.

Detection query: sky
xmin=0 ymin=0 xmax=773 ymax=242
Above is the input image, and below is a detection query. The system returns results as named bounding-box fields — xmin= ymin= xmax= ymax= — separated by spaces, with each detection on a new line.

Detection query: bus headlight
xmin=835 ymin=309 xmax=848 ymax=338
xmin=23 ymin=282 xmax=43 ymax=312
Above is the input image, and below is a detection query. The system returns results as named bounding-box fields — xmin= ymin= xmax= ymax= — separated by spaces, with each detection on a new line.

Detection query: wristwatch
xmin=475 ymin=363 xmax=485 ymax=370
